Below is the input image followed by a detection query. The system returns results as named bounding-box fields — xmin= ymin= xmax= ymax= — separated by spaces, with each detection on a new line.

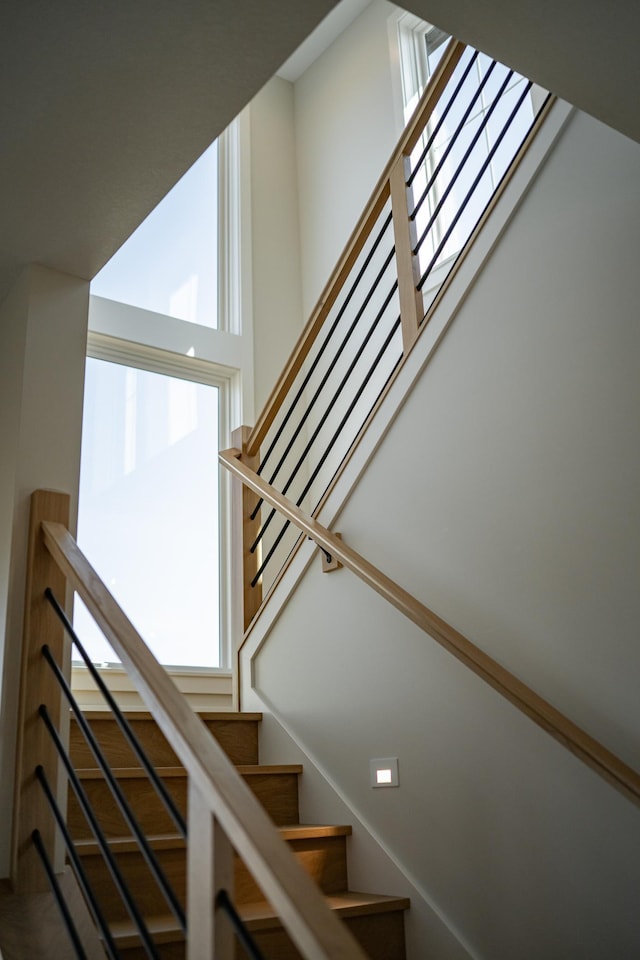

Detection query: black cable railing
xmin=409 ymin=56 xmax=499 ymax=223
xmin=250 ymin=275 xmax=400 ymax=559
xmin=39 ymin=701 xmax=161 ymax=960
xmin=252 ymin=314 xmax=403 ymax=586
xmin=33 ymin=598 xmax=290 ymax=960
xmin=45 ymin=587 xmax=187 ymax=839
xmin=41 ymin=641 xmax=186 ymax=932
xmin=256 ymin=205 xmax=395 ymax=484
xmin=416 ymin=84 xmax=550 ymax=293
xmin=242 ymin=42 xmax=550 ymax=602
xmin=254 ymin=223 xmax=396 ymax=508
xmin=216 ymin=889 xmax=267 ymax=960
xmin=412 ymin=66 xmax=515 ymax=256
xmin=35 ymin=764 xmax=121 ymax=960
xmin=32 ymin=827 xmax=89 ymax=960
xmin=406 ymin=47 xmax=480 ymax=189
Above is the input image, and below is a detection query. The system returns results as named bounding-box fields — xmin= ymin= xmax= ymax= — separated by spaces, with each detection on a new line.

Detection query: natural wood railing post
xmin=390 ymin=154 xmax=423 ymax=353
xmin=187 ymin=782 xmax=234 ymax=960
xmin=231 ymin=426 xmax=262 ymax=635
xmin=11 ymin=489 xmax=71 ymax=893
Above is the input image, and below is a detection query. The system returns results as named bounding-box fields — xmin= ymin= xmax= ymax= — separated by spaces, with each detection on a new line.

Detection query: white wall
xmin=247 ymin=77 xmax=305 ymax=413
xmin=294 ymin=0 xmax=402 ymax=316
xmin=0 ymin=266 xmax=89 ymax=878
xmin=248 ymin=108 xmax=640 ymax=959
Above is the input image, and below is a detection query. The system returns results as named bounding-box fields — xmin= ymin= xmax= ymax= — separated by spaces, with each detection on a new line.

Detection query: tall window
xmin=77 ymin=122 xmax=248 ymax=670
xmin=76 ymin=355 xmax=222 ymax=667
xmin=91 ymin=142 xmax=219 ymax=328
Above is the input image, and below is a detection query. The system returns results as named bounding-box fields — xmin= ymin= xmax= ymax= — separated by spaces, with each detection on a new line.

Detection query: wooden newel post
xmin=11 ymin=489 xmax=71 ymax=893
xmin=230 ymin=426 xmax=263 ymax=636
xmin=390 ymin=154 xmax=423 ymax=355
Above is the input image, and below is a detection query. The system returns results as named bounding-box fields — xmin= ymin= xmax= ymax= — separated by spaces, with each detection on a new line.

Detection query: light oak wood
xmin=246 ymin=39 xmax=465 ymax=459
xmin=187 ymin=783 xmax=234 ymax=960
xmin=67 ymin=765 xmax=302 ymax=838
xmin=219 ymin=450 xmax=640 ymax=810
xmin=69 ymin=711 xmax=261 ymax=767
xmin=109 ymin=892 xmax=409 ymax=960
xmin=73 ymin=825 xmax=353 ymax=922
xmin=40 ymin=519 xmax=369 ymax=960
xmin=231 ymin=426 xmax=263 ymax=638
xmin=390 ymin=157 xmax=422 ymax=353
xmin=12 ymin=490 xmax=70 ymax=893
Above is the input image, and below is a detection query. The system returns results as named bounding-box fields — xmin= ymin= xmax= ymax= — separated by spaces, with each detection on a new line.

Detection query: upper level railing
xmin=232 ymin=38 xmax=554 ymax=630
xmin=12 ymin=489 xmax=368 ymax=960
xmin=220 ymin=450 xmax=640 ymax=813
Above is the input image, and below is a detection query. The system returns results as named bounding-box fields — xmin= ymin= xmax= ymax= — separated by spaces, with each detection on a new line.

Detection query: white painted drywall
xmin=247 ymin=77 xmax=305 ymax=413
xmin=294 ymin=0 xmax=402 ymax=316
xmin=250 ymin=109 xmax=640 ymax=958
xmin=0 ymin=266 xmax=89 ymax=878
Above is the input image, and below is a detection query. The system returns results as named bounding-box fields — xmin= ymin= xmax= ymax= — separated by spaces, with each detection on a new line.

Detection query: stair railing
xmin=220 ymin=449 xmax=640 ymax=812
xmin=233 ymin=36 xmax=555 ymax=632
xmin=12 ymin=489 xmax=368 ymax=960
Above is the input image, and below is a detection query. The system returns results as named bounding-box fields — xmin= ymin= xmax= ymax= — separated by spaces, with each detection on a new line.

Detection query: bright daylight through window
xmin=76 ymin=137 xmax=234 ymax=669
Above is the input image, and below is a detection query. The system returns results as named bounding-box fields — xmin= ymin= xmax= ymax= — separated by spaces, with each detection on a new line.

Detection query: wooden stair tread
xmin=75 ymin=710 xmax=262 ymax=722
xmin=74 ymin=823 xmax=352 ymax=856
xmin=110 ymin=892 xmax=410 ymax=945
xmin=242 ymin=892 xmax=411 ymax=928
xmin=75 ymin=763 xmax=303 ymax=778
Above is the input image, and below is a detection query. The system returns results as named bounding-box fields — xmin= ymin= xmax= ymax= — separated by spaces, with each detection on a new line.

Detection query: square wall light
xmin=370 ymin=757 xmax=399 ymax=788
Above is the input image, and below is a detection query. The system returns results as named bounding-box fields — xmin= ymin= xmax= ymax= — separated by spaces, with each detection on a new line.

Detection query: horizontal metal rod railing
xmin=45 ymin=586 xmax=187 ymax=837
xmin=39 ymin=702 xmax=161 ymax=960
xmin=31 ymin=827 xmax=89 ymax=960
xmin=246 ymin=38 xmax=466 ymax=459
xmin=220 ymin=448 xmax=640 ymax=812
xmin=39 ymin=517 xmax=368 ymax=960
xmin=36 ymin=764 xmax=121 ymax=960
xmin=41 ymin=637 xmax=186 ymax=933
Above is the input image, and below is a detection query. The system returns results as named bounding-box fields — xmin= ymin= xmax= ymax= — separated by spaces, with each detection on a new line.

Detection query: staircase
xmin=68 ymin=709 xmax=409 ymax=959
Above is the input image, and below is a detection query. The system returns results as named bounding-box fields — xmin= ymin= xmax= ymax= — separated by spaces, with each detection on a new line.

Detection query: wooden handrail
xmin=219 ymin=448 xmax=640 ymax=812
xmin=40 ymin=519 xmax=368 ymax=960
xmin=245 ymin=37 xmax=466 ymax=458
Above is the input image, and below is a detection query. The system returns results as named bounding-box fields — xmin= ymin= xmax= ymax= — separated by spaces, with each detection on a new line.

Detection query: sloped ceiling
xmin=0 ymin=0 xmax=340 ymax=304
xmin=407 ymin=0 xmax=640 ymax=146
xmin=1 ymin=0 xmax=638 ymax=308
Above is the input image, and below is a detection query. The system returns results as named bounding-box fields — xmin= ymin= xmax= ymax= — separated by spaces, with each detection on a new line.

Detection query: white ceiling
xmin=1 ymin=0 xmax=638 ymax=309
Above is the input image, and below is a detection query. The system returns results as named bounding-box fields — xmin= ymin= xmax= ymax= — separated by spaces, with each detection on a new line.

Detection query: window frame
xmin=77 ymin=117 xmax=252 ymax=674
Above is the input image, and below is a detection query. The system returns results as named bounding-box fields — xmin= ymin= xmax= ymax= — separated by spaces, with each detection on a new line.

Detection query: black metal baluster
xmin=45 ymin=587 xmax=187 ymax=838
xmin=256 ymin=208 xmax=394 ymax=482
xmin=410 ymin=58 xmax=500 ymax=224
xmin=251 ymin=278 xmax=399 ymax=556
xmin=41 ymin=644 xmax=186 ymax=932
xmin=418 ymin=80 xmax=535 ymax=290
xmin=35 ymin=765 xmax=121 ymax=960
xmin=406 ymin=48 xmax=480 ymax=188
xmin=216 ymin=889 xmax=267 ymax=960
xmin=39 ymin=703 xmax=161 ymax=960
xmin=255 ymin=244 xmax=396 ymax=507
xmin=252 ymin=315 xmax=402 ymax=586
xmin=413 ymin=65 xmax=514 ymax=255
xmin=31 ymin=828 xmax=89 ymax=960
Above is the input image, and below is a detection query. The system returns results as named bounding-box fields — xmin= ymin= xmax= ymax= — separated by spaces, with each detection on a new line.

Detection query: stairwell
xmin=68 ymin=709 xmax=409 ymax=959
